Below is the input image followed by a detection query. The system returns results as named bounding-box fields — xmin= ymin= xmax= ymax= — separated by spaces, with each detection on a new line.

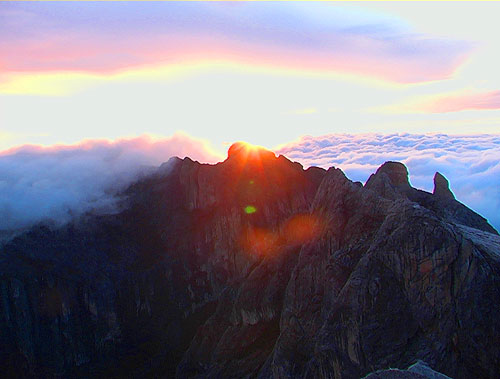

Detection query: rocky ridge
xmin=0 ymin=144 xmax=499 ymax=378
xmin=364 ymin=360 xmax=451 ymax=378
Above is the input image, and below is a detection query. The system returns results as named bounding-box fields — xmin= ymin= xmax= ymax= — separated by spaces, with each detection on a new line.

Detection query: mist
xmin=0 ymin=134 xmax=220 ymax=232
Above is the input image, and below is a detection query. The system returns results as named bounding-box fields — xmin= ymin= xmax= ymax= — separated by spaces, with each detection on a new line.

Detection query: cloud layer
xmin=277 ymin=133 xmax=500 ymax=231
xmin=0 ymin=134 xmax=220 ymax=231
xmin=2 ymin=132 xmax=498 ymax=236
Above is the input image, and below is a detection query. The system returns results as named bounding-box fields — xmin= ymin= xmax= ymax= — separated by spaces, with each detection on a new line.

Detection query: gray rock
xmin=433 ymin=172 xmax=455 ymax=200
xmin=364 ymin=360 xmax=451 ymax=379
xmin=1 ymin=145 xmax=498 ymax=378
xmin=408 ymin=360 xmax=451 ymax=378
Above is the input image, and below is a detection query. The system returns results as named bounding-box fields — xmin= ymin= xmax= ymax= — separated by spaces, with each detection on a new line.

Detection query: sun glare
xmin=227 ymin=141 xmax=268 ymax=159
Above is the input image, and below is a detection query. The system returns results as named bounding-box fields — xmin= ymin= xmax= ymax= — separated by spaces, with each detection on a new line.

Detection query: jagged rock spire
xmin=433 ymin=172 xmax=455 ymax=200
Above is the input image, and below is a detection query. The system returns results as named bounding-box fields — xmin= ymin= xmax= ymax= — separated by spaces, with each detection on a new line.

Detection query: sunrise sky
xmin=2 ymin=1 xmax=500 ymax=149
xmin=1 ymin=2 xmax=499 ymax=230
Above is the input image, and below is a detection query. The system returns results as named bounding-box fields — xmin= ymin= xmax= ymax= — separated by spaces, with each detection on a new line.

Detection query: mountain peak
xmin=433 ymin=172 xmax=455 ymax=200
xmin=364 ymin=161 xmax=411 ymax=199
xmin=375 ymin=161 xmax=410 ymax=187
xmin=227 ymin=141 xmax=276 ymax=162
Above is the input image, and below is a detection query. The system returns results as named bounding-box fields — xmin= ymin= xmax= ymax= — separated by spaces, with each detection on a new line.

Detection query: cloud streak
xmin=277 ymin=133 xmax=500 ymax=231
xmin=419 ymin=90 xmax=500 ymax=113
xmin=0 ymin=2 xmax=472 ymax=85
xmin=0 ymin=134 xmax=220 ymax=231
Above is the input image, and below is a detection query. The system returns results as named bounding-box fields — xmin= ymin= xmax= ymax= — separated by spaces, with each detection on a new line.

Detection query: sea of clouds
xmin=0 ymin=134 xmax=219 ymax=232
xmin=277 ymin=133 xmax=500 ymax=231
xmin=1 ymin=133 xmax=499 ymax=234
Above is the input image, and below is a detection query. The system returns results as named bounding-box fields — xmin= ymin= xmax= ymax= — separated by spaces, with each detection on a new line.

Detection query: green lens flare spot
xmin=249 ymin=180 xmax=254 ymax=185
xmin=244 ymin=205 xmax=257 ymax=214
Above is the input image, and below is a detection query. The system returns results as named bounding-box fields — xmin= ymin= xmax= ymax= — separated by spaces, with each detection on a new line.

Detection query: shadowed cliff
xmin=1 ymin=144 xmax=498 ymax=378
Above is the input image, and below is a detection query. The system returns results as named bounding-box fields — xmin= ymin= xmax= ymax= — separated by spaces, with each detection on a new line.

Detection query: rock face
xmin=1 ymin=147 xmax=499 ymax=378
xmin=433 ymin=173 xmax=455 ymax=200
xmin=364 ymin=360 xmax=451 ymax=379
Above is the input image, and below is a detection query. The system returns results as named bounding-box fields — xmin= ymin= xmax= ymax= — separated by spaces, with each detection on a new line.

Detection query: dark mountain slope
xmin=0 ymin=145 xmax=498 ymax=378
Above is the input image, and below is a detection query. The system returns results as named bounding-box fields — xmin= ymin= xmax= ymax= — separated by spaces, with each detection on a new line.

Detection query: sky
xmin=0 ymin=2 xmax=499 ymax=231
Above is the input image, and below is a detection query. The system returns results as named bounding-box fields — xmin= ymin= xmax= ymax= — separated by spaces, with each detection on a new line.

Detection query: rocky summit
xmin=1 ymin=143 xmax=499 ymax=378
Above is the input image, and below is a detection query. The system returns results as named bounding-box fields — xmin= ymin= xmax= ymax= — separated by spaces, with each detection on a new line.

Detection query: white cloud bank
xmin=0 ymin=134 xmax=220 ymax=231
xmin=277 ymin=133 xmax=500 ymax=231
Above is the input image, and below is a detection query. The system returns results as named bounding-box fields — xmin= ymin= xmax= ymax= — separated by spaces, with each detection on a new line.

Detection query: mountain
xmin=1 ymin=143 xmax=499 ymax=378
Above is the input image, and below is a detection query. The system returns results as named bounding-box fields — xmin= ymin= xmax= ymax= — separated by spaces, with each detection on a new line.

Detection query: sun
xmin=228 ymin=141 xmax=266 ymax=158
xmin=226 ymin=141 xmax=277 ymax=183
xmin=227 ymin=142 xmax=277 ymax=166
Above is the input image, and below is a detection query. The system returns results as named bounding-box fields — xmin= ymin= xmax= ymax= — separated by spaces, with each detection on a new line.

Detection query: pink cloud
xmin=421 ymin=91 xmax=500 ymax=113
xmin=0 ymin=33 xmax=470 ymax=85
xmin=0 ymin=3 xmax=472 ymax=84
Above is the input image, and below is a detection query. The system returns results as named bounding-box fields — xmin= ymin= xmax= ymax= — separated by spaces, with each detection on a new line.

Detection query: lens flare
xmin=239 ymin=213 xmax=324 ymax=256
xmin=283 ymin=214 xmax=322 ymax=246
xmin=244 ymin=205 xmax=257 ymax=214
